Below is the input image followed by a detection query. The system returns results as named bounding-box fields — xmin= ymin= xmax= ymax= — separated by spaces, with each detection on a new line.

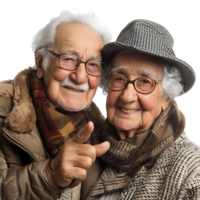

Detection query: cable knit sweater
xmin=87 ymin=133 xmax=200 ymax=200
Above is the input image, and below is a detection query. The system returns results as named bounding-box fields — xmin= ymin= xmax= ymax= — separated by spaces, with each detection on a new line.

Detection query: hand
xmin=46 ymin=121 xmax=110 ymax=188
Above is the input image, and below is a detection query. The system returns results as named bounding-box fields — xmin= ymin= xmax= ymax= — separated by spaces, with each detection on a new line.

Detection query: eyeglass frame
xmin=105 ymin=74 xmax=161 ymax=94
xmin=47 ymin=49 xmax=105 ymax=76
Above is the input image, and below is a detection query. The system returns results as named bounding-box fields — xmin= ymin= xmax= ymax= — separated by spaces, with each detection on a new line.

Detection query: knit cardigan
xmin=87 ymin=133 xmax=200 ymax=200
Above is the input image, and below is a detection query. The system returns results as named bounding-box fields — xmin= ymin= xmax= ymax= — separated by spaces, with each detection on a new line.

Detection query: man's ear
xmin=35 ymin=49 xmax=44 ymax=79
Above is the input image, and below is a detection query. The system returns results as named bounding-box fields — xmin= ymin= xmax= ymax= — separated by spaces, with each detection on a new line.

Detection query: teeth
xmin=121 ymin=108 xmax=137 ymax=113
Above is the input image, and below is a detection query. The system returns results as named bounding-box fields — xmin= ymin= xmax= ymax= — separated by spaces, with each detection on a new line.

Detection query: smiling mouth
xmin=63 ymin=86 xmax=84 ymax=92
xmin=120 ymin=107 xmax=138 ymax=114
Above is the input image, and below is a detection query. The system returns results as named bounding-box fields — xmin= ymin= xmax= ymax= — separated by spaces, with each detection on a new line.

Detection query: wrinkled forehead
xmin=53 ymin=22 xmax=104 ymax=60
xmin=112 ymin=51 xmax=164 ymax=79
xmin=54 ymin=22 xmax=93 ymax=44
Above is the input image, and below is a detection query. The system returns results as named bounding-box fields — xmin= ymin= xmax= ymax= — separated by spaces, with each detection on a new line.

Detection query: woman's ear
xmin=161 ymin=96 xmax=170 ymax=111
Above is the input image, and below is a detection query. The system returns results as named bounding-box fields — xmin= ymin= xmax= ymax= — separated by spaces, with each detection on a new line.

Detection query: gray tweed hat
xmin=102 ymin=19 xmax=195 ymax=94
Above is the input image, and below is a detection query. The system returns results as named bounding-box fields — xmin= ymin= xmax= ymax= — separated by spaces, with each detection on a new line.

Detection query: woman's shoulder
xmin=156 ymin=132 xmax=200 ymax=173
xmin=140 ymin=133 xmax=200 ymax=199
xmin=154 ymin=133 xmax=200 ymax=199
xmin=169 ymin=132 xmax=200 ymax=157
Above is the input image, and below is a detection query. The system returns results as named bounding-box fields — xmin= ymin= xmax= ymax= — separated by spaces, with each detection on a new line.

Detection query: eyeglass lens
xmin=108 ymin=74 xmax=155 ymax=93
xmin=59 ymin=54 xmax=103 ymax=76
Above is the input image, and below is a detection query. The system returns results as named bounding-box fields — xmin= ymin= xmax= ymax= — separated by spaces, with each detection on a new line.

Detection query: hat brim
xmin=102 ymin=41 xmax=196 ymax=94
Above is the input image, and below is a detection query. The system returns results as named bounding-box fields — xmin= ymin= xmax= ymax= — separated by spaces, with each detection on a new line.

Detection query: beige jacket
xmin=0 ymin=67 xmax=105 ymax=200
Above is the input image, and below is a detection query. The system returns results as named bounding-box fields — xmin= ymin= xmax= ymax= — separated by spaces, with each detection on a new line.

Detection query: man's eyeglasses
xmin=47 ymin=49 xmax=106 ymax=76
xmin=106 ymin=74 xmax=161 ymax=94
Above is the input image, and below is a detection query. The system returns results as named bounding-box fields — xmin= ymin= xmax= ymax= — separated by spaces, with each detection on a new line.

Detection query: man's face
xmin=36 ymin=22 xmax=104 ymax=112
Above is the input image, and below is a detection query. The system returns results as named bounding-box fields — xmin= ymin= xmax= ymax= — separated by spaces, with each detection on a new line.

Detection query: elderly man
xmin=0 ymin=11 xmax=111 ymax=200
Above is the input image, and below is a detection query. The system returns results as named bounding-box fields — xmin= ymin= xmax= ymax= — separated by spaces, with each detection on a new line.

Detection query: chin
xmin=56 ymin=99 xmax=88 ymax=112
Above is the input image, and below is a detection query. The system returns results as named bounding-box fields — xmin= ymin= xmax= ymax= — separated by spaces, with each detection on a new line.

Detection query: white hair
xmin=100 ymin=58 xmax=183 ymax=101
xmin=162 ymin=64 xmax=183 ymax=101
xmin=32 ymin=10 xmax=112 ymax=71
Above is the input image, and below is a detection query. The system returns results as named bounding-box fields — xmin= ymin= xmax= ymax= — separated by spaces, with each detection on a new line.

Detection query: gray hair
xmin=162 ymin=64 xmax=183 ymax=101
xmin=99 ymin=59 xmax=183 ymax=101
xmin=32 ymin=10 xmax=112 ymax=71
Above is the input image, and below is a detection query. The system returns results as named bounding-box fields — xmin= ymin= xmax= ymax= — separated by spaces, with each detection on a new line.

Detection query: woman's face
xmin=106 ymin=53 xmax=170 ymax=139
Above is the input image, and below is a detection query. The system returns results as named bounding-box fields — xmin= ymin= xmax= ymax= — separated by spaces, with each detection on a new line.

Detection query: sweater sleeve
xmin=178 ymin=168 xmax=200 ymax=200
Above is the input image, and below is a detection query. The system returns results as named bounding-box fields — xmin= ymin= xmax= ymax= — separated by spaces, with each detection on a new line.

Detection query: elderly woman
xmin=81 ymin=19 xmax=200 ymax=199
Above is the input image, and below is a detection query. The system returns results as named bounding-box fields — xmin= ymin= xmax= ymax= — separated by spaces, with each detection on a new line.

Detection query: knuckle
xmin=85 ymin=144 xmax=96 ymax=157
xmin=78 ymin=169 xmax=87 ymax=181
xmin=90 ymin=145 xmax=96 ymax=154
xmin=59 ymin=165 xmax=69 ymax=174
xmin=84 ymin=157 xmax=93 ymax=169
xmin=68 ymin=167 xmax=86 ymax=181
xmin=78 ymin=156 xmax=92 ymax=169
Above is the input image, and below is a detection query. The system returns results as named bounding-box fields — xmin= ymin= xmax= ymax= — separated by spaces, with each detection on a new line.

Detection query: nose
xmin=69 ymin=63 xmax=88 ymax=84
xmin=120 ymin=83 xmax=138 ymax=103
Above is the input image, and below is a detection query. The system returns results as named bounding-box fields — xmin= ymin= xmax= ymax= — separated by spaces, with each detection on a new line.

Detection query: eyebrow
xmin=109 ymin=66 xmax=126 ymax=74
xmin=60 ymin=48 xmax=101 ymax=61
xmin=137 ymin=68 xmax=156 ymax=79
xmin=110 ymin=66 xmax=157 ymax=79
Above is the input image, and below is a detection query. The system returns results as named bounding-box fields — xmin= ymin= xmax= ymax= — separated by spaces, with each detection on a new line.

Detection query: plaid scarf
xmin=27 ymin=71 xmax=90 ymax=158
xmin=89 ymin=101 xmax=185 ymax=198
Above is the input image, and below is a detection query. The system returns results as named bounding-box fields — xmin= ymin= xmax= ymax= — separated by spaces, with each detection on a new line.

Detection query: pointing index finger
xmin=72 ymin=121 xmax=94 ymax=145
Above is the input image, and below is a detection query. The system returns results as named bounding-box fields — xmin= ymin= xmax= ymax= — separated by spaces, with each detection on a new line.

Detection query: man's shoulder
xmin=0 ymin=66 xmax=35 ymax=99
xmin=0 ymin=80 xmax=13 ymax=117
xmin=0 ymin=67 xmax=36 ymax=131
xmin=0 ymin=80 xmax=14 ymax=98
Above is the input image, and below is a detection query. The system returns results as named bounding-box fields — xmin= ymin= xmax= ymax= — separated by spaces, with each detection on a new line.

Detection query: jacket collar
xmin=2 ymin=67 xmax=105 ymax=134
xmin=1 ymin=67 xmax=105 ymax=161
xmin=0 ymin=67 xmax=47 ymax=161
xmin=4 ymin=67 xmax=37 ymax=133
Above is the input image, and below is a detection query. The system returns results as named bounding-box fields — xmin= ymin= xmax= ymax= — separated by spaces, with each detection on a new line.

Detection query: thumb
xmin=72 ymin=121 xmax=94 ymax=145
xmin=95 ymin=141 xmax=110 ymax=157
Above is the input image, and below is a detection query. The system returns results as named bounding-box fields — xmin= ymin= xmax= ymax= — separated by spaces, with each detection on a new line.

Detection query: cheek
xmin=53 ymin=68 xmax=71 ymax=81
xmin=106 ymin=91 xmax=120 ymax=108
xmin=138 ymin=93 xmax=163 ymax=121
xmin=47 ymin=82 xmax=59 ymax=100
xmin=138 ymin=94 xmax=159 ymax=111
xmin=86 ymin=77 xmax=100 ymax=99
xmin=85 ymin=77 xmax=100 ymax=106
xmin=88 ymin=76 xmax=100 ymax=89
xmin=44 ymin=69 xmax=70 ymax=100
